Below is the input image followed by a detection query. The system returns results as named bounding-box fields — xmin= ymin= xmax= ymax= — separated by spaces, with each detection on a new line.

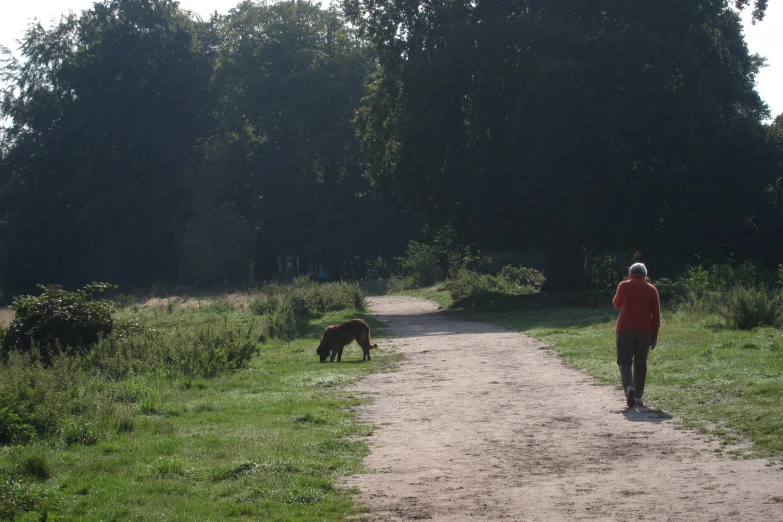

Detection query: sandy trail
xmin=342 ymin=296 xmax=783 ymax=521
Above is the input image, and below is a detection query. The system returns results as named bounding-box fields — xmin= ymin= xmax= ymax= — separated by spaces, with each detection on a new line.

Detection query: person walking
xmin=613 ymin=262 xmax=661 ymax=408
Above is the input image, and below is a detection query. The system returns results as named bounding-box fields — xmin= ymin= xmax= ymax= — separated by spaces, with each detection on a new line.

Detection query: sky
xmin=0 ymin=1 xmax=781 ymax=118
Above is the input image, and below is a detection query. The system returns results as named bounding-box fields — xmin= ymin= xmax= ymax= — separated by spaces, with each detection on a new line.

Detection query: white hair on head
xmin=629 ymin=262 xmax=647 ymax=276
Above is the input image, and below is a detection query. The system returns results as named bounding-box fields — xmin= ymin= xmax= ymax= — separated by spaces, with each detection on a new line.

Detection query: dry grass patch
xmin=138 ymin=291 xmax=257 ymax=311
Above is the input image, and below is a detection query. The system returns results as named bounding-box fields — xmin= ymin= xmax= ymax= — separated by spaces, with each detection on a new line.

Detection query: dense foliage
xmin=250 ymin=278 xmax=366 ymax=340
xmin=1 ymin=0 xmax=782 ymax=296
xmin=672 ymin=262 xmax=783 ymax=329
xmin=2 ymin=283 xmax=115 ymax=361
xmin=346 ymin=0 xmax=783 ymax=289
xmin=0 ymin=0 xmax=420 ymax=301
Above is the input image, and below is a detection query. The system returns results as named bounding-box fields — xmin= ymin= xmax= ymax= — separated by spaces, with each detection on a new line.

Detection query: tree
xmin=200 ymin=0 xmax=419 ymax=281
xmin=0 ymin=0 xmax=212 ymax=296
xmin=346 ymin=0 xmax=778 ymax=289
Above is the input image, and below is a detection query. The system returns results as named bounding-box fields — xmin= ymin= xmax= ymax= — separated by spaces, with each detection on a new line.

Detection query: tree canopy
xmin=0 ymin=0 xmax=420 ymax=299
xmin=346 ymin=0 xmax=782 ymax=288
xmin=1 ymin=0 xmax=781 ymax=296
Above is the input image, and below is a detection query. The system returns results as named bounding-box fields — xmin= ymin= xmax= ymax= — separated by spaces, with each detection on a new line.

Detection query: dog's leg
xmin=358 ymin=330 xmax=371 ymax=361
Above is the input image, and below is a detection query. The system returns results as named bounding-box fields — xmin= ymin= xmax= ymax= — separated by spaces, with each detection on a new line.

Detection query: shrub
xmin=0 ymin=407 xmax=35 ymax=445
xmin=675 ymin=263 xmax=783 ymax=326
xmin=265 ymin=300 xmax=307 ymax=342
xmin=0 ymin=352 xmax=88 ymax=440
xmin=2 ymin=283 xmax=115 ymax=361
xmin=498 ymin=265 xmax=545 ymax=290
xmin=85 ymin=324 xmax=261 ymax=379
xmin=447 ymin=268 xmax=501 ymax=300
xmin=720 ymin=286 xmax=783 ymax=330
xmin=386 ymin=274 xmax=417 ymax=293
xmin=250 ymin=281 xmax=366 ymax=340
xmin=395 ymin=241 xmax=443 ymax=287
xmin=446 ymin=266 xmax=542 ymax=301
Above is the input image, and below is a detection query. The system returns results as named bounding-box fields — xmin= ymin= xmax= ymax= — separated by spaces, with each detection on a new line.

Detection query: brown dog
xmin=316 ymin=319 xmax=377 ymax=362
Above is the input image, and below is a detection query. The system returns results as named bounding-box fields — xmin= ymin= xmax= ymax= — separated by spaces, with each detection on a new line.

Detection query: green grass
xmin=448 ymin=291 xmax=783 ymax=459
xmin=0 ymin=304 xmax=397 ymax=521
xmin=391 ymin=284 xmax=454 ymax=309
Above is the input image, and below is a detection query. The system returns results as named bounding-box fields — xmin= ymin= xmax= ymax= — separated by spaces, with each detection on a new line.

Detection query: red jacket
xmin=613 ymin=275 xmax=661 ymax=343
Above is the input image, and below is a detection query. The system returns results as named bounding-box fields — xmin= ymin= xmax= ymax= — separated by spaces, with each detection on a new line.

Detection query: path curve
xmin=342 ymin=296 xmax=783 ymax=521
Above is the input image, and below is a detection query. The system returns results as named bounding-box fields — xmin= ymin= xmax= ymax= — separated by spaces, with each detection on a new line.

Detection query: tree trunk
xmin=542 ymin=242 xmax=587 ymax=292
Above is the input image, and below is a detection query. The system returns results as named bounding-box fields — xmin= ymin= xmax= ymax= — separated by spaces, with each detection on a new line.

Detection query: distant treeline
xmin=0 ymin=0 xmax=421 ymax=301
xmin=2 ymin=0 xmax=782 ymax=299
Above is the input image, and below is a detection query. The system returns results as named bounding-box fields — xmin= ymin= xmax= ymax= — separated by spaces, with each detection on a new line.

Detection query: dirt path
xmin=342 ymin=296 xmax=783 ymax=521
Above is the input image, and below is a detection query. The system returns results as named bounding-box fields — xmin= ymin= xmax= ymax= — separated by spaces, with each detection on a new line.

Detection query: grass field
xmin=445 ymin=291 xmax=783 ymax=460
xmin=0 ymin=300 xmax=395 ymax=521
xmin=390 ymin=285 xmax=454 ymax=310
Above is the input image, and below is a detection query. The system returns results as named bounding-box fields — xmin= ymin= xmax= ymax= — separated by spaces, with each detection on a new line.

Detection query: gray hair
xmin=629 ymin=263 xmax=647 ymax=276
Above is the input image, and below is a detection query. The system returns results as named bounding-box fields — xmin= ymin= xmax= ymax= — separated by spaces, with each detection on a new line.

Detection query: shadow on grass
xmin=320 ymin=359 xmax=373 ymax=365
xmin=621 ymin=408 xmax=673 ymax=423
xmin=444 ymin=290 xmax=618 ymax=332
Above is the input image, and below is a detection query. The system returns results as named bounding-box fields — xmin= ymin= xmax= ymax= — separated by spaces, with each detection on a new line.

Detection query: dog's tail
xmin=371 ymin=343 xmax=378 ymax=350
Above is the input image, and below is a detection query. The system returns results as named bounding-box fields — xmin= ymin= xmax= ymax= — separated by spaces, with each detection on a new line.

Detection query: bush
xmin=721 ymin=286 xmax=783 ymax=330
xmin=0 ymin=407 xmax=35 ymax=445
xmin=498 ymin=265 xmax=546 ymax=290
xmin=395 ymin=241 xmax=443 ymax=287
xmin=250 ymin=281 xmax=366 ymax=340
xmin=680 ymin=262 xmax=783 ymax=295
xmin=85 ymin=323 xmax=261 ymax=379
xmin=265 ymin=300 xmax=306 ymax=342
xmin=673 ymin=263 xmax=783 ymax=330
xmin=2 ymin=283 xmax=115 ymax=361
xmin=446 ymin=266 xmax=543 ymax=301
xmin=386 ymin=274 xmax=417 ymax=293
xmin=446 ymin=268 xmax=501 ymax=300
xmin=0 ymin=352 xmax=89 ymax=440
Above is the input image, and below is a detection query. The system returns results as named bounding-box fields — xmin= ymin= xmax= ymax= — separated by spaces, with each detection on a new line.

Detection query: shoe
xmin=635 ymin=398 xmax=645 ymax=408
xmin=626 ymin=386 xmax=635 ymax=408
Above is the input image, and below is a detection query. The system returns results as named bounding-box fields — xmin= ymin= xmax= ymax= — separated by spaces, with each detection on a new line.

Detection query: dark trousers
xmin=616 ymin=330 xmax=651 ymax=399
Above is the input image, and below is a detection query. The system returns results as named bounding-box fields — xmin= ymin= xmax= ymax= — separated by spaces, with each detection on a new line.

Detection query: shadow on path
xmin=621 ymin=407 xmax=673 ymax=423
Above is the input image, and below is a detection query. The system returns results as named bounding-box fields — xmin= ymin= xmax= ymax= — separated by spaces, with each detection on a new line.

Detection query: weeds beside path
xmin=0 ymin=294 xmax=393 ymax=521
xmin=344 ymin=296 xmax=783 ymax=521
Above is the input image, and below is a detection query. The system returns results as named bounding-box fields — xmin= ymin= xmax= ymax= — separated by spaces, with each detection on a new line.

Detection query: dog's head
xmin=316 ymin=328 xmax=334 ymax=362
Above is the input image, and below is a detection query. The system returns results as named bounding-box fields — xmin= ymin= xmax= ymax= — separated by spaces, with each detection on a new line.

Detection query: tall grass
xmin=0 ymin=280 xmax=376 ymax=520
xmin=0 ymin=280 xmax=367 ymax=448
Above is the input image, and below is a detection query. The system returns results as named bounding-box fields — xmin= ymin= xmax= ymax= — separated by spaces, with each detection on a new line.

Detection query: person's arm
xmin=613 ymin=283 xmax=624 ymax=310
xmin=650 ymin=287 xmax=661 ymax=349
